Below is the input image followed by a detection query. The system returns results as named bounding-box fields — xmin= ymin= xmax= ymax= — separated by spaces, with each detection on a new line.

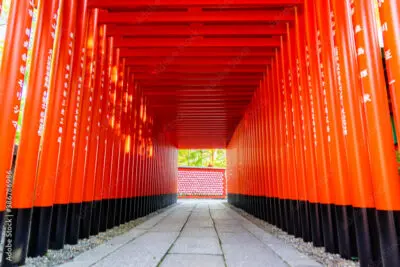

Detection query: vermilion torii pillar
xmin=99 ymin=37 xmax=116 ymax=231
xmin=8 ymin=0 xmax=60 ymax=259
xmin=0 ymin=0 xmax=34 ymax=244
xmin=78 ymin=8 xmax=100 ymax=239
xmin=116 ymin=65 xmax=130 ymax=225
xmin=83 ymin=24 xmax=107 ymax=237
xmin=110 ymin=57 xmax=125 ymax=227
xmin=92 ymin=34 xmax=113 ymax=234
xmin=64 ymin=0 xmax=90 ymax=245
xmin=106 ymin=47 xmax=121 ymax=229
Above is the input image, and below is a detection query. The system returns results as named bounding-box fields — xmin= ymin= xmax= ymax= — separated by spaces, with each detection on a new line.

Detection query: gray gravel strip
xmin=226 ymin=203 xmax=360 ymax=267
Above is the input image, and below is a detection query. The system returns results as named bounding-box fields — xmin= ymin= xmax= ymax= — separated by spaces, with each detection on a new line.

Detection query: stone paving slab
xmin=59 ymin=229 xmax=147 ymax=267
xmin=180 ymin=227 xmax=218 ymax=237
xmin=150 ymin=223 xmax=186 ymax=232
xmin=160 ymin=254 xmax=225 ymax=267
xmin=222 ymin=243 xmax=289 ymax=267
xmin=184 ymin=220 xmax=214 ymax=228
xmin=215 ymin=223 xmax=246 ymax=233
xmin=170 ymin=236 xmax=223 ymax=255
xmin=92 ymin=231 xmax=180 ymax=267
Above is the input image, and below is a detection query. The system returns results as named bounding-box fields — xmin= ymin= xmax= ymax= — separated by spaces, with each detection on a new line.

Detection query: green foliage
xmin=178 ymin=149 xmax=226 ymax=168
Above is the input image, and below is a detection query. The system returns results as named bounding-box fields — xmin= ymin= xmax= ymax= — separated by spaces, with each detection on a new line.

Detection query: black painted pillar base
xmin=264 ymin=196 xmax=271 ymax=223
xmin=49 ymin=204 xmax=68 ymax=250
xmin=352 ymin=207 xmax=379 ymax=266
xmin=279 ymin=199 xmax=287 ymax=232
xmin=141 ymin=196 xmax=146 ymax=216
xmin=114 ymin=198 xmax=121 ymax=227
xmin=65 ymin=203 xmax=81 ymax=245
xmin=298 ymin=200 xmax=311 ymax=242
xmin=90 ymin=200 xmax=101 ymax=236
xmin=107 ymin=199 xmax=116 ymax=229
xmin=1 ymin=208 xmax=32 ymax=267
xmin=320 ymin=203 xmax=338 ymax=254
xmin=120 ymin=197 xmax=127 ymax=224
xmin=291 ymin=200 xmax=302 ymax=238
xmin=142 ymin=196 xmax=147 ymax=216
xmin=130 ymin=197 xmax=137 ymax=220
xmin=287 ymin=199 xmax=296 ymax=236
xmin=375 ymin=210 xmax=400 ymax=267
xmin=136 ymin=196 xmax=142 ymax=218
xmin=309 ymin=202 xmax=324 ymax=247
xmin=28 ymin=206 xmax=52 ymax=257
xmin=151 ymin=196 xmax=155 ymax=212
xmin=270 ymin=197 xmax=276 ymax=226
xmin=147 ymin=196 xmax=152 ymax=215
xmin=148 ymin=196 xmax=152 ymax=214
xmin=126 ymin=197 xmax=132 ymax=222
xmin=283 ymin=199 xmax=291 ymax=233
xmin=335 ymin=205 xmax=358 ymax=259
xmin=99 ymin=199 xmax=109 ymax=232
xmin=79 ymin=201 xmax=93 ymax=239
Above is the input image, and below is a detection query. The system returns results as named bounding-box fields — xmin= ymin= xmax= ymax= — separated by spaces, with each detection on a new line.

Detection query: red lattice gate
xmin=178 ymin=167 xmax=226 ymax=199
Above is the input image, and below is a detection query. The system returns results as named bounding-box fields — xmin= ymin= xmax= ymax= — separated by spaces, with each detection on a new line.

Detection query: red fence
xmin=178 ymin=167 xmax=226 ymax=199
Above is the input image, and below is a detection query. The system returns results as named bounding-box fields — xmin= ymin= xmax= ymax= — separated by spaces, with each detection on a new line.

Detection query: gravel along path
xmin=227 ymin=203 xmax=360 ymax=267
xmin=0 ymin=204 xmax=175 ymax=267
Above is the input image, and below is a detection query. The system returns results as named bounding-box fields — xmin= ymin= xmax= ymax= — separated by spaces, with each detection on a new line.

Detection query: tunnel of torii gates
xmin=0 ymin=0 xmax=399 ymax=266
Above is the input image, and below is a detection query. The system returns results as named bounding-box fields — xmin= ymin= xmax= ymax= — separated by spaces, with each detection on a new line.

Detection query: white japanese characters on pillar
xmin=12 ymin=1 xmax=34 ymax=131
xmin=317 ymin=30 xmax=331 ymax=143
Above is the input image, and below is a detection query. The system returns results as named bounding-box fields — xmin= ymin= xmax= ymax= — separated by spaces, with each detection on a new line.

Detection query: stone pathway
xmin=60 ymin=199 xmax=322 ymax=267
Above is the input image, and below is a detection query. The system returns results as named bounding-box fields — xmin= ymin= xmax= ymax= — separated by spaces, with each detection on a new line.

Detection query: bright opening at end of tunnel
xmin=178 ymin=149 xmax=227 ymax=199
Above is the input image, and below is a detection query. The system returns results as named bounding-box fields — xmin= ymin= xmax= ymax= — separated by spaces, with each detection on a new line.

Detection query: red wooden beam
xmin=120 ymin=48 xmax=275 ymax=57
xmin=154 ymin=112 xmax=244 ymax=115
xmin=151 ymin=105 xmax=245 ymax=109
xmin=115 ymin=37 xmax=281 ymax=47
xmin=176 ymin=124 xmax=232 ymax=127
xmin=134 ymin=72 xmax=262 ymax=79
xmin=149 ymin=98 xmax=250 ymax=102
xmin=125 ymin=57 xmax=271 ymax=65
xmin=130 ymin=65 xmax=266 ymax=73
xmin=139 ymin=80 xmax=259 ymax=86
xmin=107 ymin=24 xmax=287 ymax=37
xmin=151 ymin=112 xmax=245 ymax=116
xmin=144 ymin=91 xmax=254 ymax=96
xmin=143 ymin=86 xmax=256 ymax=90
xmin=89 ymin=0 xmax=303 ymax=8
xmin=175 ymin=126 xmax=238 ymax=131
xmin=98 ymin=10 xmax=294 ymax=24
xmin=174 ymin=122 xmax=236 ymax=125
xmin=171 ymin=118 xmax=240 ymax=120
xmin=136 ymin=75 xmax=261 ymax=80
xmin=148 ymin=98 xmax=252 ymax=103
xmin=176 ymin=127 xmax=233 ymax=129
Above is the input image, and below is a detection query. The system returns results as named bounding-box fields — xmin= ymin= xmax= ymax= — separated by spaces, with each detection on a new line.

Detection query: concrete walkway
xmin=61 ymin=200 xmax=322 ymax=267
